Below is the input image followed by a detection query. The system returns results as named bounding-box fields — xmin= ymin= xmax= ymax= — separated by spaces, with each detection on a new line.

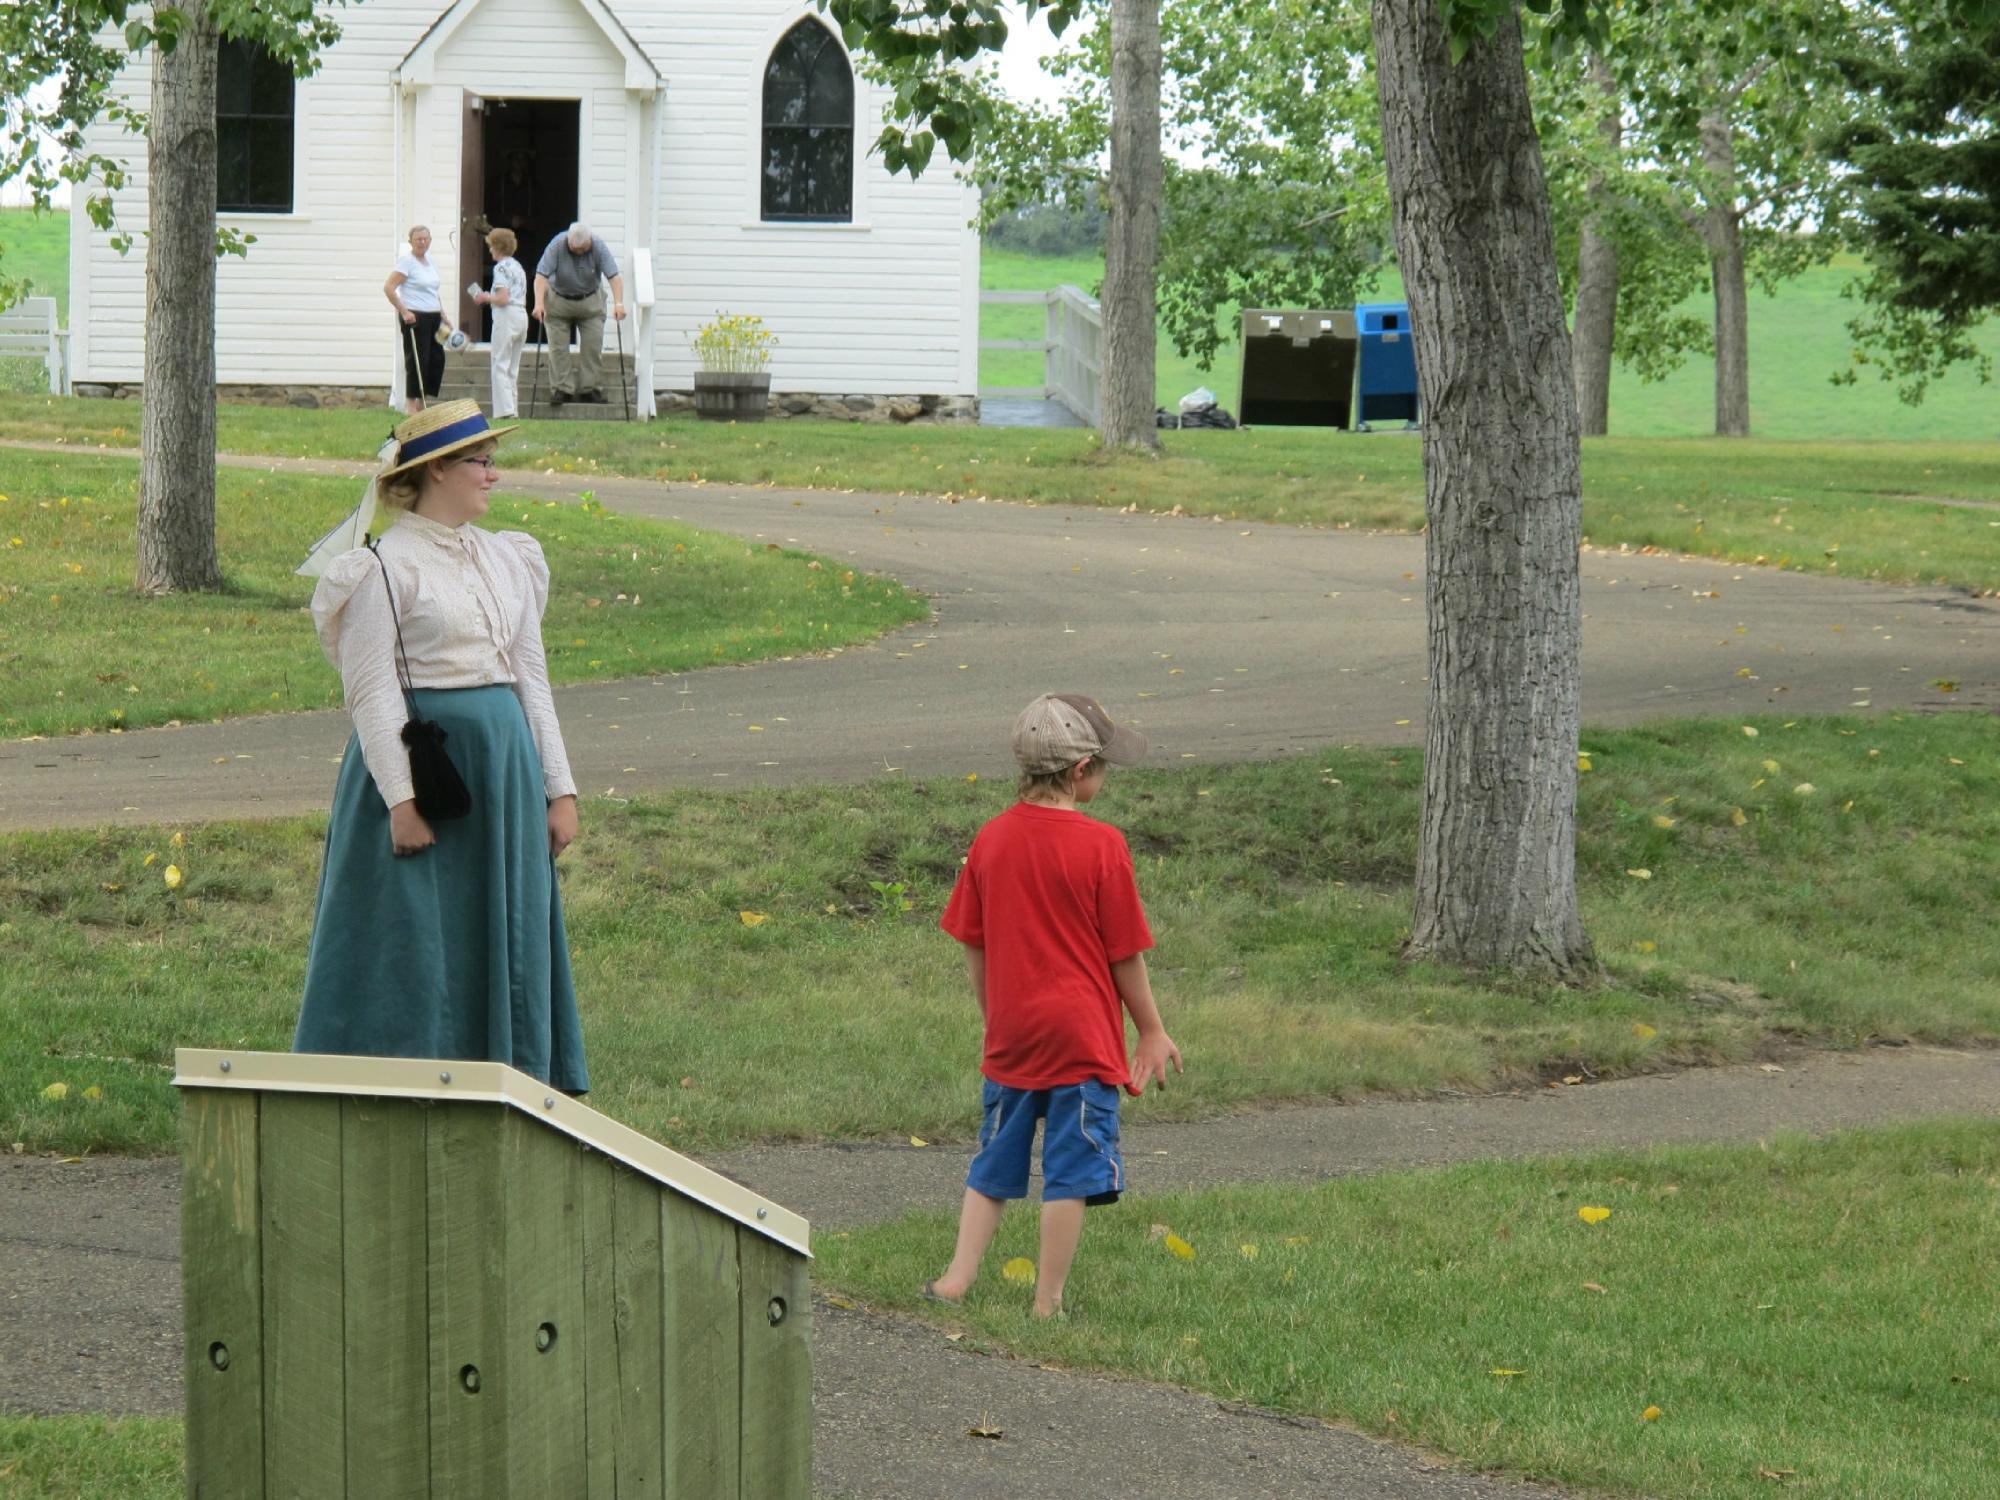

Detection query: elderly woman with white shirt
xmin=294 ymin=399 xmax=586 ymax=1092
xmin=384 ymin=224 xmax=452 ymax=412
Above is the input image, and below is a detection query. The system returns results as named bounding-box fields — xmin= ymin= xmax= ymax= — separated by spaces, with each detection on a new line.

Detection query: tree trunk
xmin=1371 ymin=0 xmax=1596 ymax=981
xmin=1571 ymin=51 xmax=1620 ymax=437
xmin=1700 ymin=104 xmax=1751 ymax=437
xmin=1100 ymin=0 xmax=1161 ymax=451
xmin=138 ymin=0 xmax=224 ymax=594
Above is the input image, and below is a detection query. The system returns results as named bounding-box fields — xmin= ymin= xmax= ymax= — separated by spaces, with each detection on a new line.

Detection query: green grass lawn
xmin=0 ymin=208 xmax=72 ymax=399
xmin=981 ymin=245 xmax=2000 ymax=442
xmin=0 ymin=451 xmax=927 ymax=738
xmin=3 ymin=397 xmax=1996 ymax=594
xmin=819 ymin=1119 xmax=2000 ymax=1500
xmin=6 ymin=712 xmax=1996 ymax=1157
xmin=0 ymin=1415 xmax=183 ymax=1499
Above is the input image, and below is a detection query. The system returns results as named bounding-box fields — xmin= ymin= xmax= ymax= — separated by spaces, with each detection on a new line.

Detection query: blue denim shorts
xmin=966 ymin=1078 xmax=1124 ymax=1205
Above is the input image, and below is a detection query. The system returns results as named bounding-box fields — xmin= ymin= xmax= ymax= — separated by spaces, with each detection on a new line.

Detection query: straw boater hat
xmin=378 ymin=399 xmax=517 ymax=479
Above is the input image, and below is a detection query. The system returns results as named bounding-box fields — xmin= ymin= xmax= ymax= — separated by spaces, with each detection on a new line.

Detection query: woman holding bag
xmin=292 ymin=400 xmax=587 ymax=1092
xmin=474 ymin=227 xmax=531 ymax=420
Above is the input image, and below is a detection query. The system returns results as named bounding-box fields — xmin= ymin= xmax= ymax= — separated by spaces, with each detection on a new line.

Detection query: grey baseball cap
xmin=1011 ymin=693 xmax=1148 ymax=774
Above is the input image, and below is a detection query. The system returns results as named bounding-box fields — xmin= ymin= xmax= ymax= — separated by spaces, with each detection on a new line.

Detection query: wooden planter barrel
xmin=177 ymin=1048 xmax=811 ymax=1499
xmin=691 ymin=370 xmax=772 ymax=422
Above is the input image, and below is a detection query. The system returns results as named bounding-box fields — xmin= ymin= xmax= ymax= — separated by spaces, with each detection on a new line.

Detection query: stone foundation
xmin=656 ymin=390 xmax=980 ymax=425
xmin=73 ymin=383 xmax=388 ymax=410
xmin=73 ymin=383 xmax=980 ymax=424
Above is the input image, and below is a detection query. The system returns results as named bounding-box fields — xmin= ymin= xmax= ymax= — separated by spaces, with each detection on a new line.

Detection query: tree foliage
xmin=1825 ymin=0 xmax=2000 ymax=402
xmin=0 ymin=0 xmax=341 ymax=309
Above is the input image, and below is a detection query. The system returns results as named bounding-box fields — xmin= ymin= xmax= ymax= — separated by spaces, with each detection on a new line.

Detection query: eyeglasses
xmin=454 ymin=455 xmax=499 ymax=472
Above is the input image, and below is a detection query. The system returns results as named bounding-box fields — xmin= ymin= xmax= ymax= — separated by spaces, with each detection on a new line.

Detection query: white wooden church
xmin=68 ymin=0 xmax=983 ymax=420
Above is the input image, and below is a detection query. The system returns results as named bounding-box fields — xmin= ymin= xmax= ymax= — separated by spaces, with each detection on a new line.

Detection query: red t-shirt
xmin=939 ymin=802 xmax=1155 ymax=1089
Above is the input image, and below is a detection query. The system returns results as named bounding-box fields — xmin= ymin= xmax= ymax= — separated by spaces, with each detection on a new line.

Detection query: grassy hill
xmin=981 ymin=246 xmax=2000 ymax=442
xmin=0 ymin=207 xmax=69 ymax=321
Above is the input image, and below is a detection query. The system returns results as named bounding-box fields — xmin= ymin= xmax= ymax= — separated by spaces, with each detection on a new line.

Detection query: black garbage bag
xmin=1156 ymin=402 xmax=1239 ymax=430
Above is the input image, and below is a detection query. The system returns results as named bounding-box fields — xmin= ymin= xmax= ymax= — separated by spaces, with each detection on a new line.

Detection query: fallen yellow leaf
xmin=83 ymin=1085 xmax=104 ymax=1101
xmin=1578 ymin=753 xmax=1594 ymax=772
xmin=163 ymin=865 xmax=183 ymax=890
xmin=1626 ymin=868 xmax=1652 ymax=880
xmin=171 ymin=831 xmax=185 ymax=847
xmin=1001 ymin=1257 xmax=1036 ymax=1285
xmin=1633 ymin=1022 xmax=1658 ymax=1040
xmin=40 ymin=1082 xmax=69 ymax=1101
xmin=143 ymin=853 xmax=158 ymax=867
xmin=1582 ymin=1282 xmax=1607 ymax=1295
xmin=1164 ymin=1232 xmax=1197 ymax=1262
xmin=739 ymin=910 xmax=768 ymax=927
xmin=1652 ymin=814 xmax=1677 ymax=829
xmin=1239 ymin=1243 xmax=1260 ymax=1260
xmin=1489 ymin=1368 xmax=1526 ymax=1378
xmin=1731 ymin=807 xmax=1749 ymax=827
xmin=1792 ymin=783 xmax=1816 ymax=796
xmin=909 ymin=1136 xmax=929 ymax=1148
xmin=1762 ymin=758 xmax=1782 ymax=774
xmin=1578 ymin=1205 xmax=1612 ymax=1225
xmin=1643 ymin=1405 xmax=1663 ymax=1422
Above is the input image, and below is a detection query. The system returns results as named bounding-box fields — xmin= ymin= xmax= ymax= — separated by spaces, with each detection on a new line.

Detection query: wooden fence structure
xmin=979 ymin=284 xmax=1101 ymax=426
xmin=178 ymin=1048 xmax=810 ymax=1499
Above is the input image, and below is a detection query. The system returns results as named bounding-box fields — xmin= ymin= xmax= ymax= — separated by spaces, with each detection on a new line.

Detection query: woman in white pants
xmin=475 ymin=228 xmax=531 ymax=420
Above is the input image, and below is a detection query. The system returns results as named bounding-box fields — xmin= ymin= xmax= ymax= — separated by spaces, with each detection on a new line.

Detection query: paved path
xmin=6 ymin=1045 xmax=1994 ymax=1498
xmin=1 ymin=450 xmax=1994 ymax=830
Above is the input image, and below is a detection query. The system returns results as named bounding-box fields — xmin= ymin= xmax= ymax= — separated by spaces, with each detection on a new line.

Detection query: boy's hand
xmin=1127 ymin=1030 xmax=1183 ymax=1097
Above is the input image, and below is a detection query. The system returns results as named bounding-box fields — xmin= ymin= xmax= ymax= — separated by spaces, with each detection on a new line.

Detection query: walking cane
xmin=607 ymin=275 xmax=631 ymax=422
xmin=404 ymin=321 xmax=427 ymax=412
xmin=527 ymin=306 xmax=544 ymax=419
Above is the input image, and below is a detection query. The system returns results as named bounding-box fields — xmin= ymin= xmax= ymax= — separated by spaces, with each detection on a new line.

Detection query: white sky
xmin=3 ymin=6 xmax=1070 ymax=212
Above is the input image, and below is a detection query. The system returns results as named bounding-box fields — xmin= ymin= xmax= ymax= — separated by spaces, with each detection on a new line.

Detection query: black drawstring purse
xmin=369 ymin=540 xmax=473 ymax=822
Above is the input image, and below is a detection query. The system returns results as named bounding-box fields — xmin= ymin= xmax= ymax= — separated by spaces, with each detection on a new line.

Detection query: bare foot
xmin=1033 ymin=1297 xmax=1064 ymax=1320
xmin=921 ymin=1278 xmax=966 ymax=1304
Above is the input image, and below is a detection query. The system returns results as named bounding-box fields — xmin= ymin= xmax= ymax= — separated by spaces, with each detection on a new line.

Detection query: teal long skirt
xmin=295 ymin=684 xmax=588 ymax=1092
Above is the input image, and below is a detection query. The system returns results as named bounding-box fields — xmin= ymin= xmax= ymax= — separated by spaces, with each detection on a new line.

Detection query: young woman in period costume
xmin=293 ymin=400 xmax=587 ymax=1091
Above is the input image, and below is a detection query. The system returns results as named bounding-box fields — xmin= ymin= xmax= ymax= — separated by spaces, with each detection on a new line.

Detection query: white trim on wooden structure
xmin=174 ymin=1047 xmax=809 ymax=1255
xmin=398 ymin=0 xmax=662 ymax=89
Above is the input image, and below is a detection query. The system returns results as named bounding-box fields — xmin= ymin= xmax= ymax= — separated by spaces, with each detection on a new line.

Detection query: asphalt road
xmin=1 ymin=459 xmax=1993 ymax=830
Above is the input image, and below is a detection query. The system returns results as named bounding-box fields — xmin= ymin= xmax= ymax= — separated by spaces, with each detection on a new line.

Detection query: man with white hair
xmin=532 ymin=223 xmax=626 ymax=406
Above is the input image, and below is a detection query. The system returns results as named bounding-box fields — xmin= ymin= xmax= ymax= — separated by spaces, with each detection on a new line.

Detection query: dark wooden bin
xmin=177 ymin=1048 xmax=811 ymax=1499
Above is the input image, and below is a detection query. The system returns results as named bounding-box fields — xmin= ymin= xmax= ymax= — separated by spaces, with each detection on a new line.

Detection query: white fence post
xmin=632 ymin=248 xmax=656 ymax=421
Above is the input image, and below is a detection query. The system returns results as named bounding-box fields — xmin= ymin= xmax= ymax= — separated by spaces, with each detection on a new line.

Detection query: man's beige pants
xmin=544 ymin=289 xmax=604 ymax=397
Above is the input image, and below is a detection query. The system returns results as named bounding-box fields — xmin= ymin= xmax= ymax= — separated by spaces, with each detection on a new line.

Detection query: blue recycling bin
xmin=1356 ymin=302 xmax=1419 ymax=429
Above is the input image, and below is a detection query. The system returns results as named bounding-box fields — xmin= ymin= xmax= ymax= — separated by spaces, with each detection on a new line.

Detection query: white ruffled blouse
xmin=310 ymin=511 xmax=577 ymax=810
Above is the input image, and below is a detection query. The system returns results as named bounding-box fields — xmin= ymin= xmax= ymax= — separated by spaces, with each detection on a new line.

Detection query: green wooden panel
xmin=182 ymin=1089 xmax=264 ymax=1500
xmin=610 ymin=1167 xmax=665 ymax=1500
xmin=575 ymin=1149 xmax=619 ymax=1499
xmin=340 ymin=1098 xmax=429 ymax=1499
xmin=662 ymin=1197 xmax=740 ymax=1500
xmin=260 ymin=1093 xmax=346 ymax=1499
xmin=737 ymin=1232 xmax=813 ymax=1500
xmin=502 ymin=1110 xmax=587 ymax=1490
xmin=427 ymin=1101 xmax=511 ymax=1499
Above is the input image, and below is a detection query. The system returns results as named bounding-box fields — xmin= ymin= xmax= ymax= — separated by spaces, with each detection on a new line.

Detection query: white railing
xmin=631 ymin=247 xmax=656 ymax=421
xmin=979 ymin=284 xmax=1101 ymax=426
xmin=0 ymin=296 xmax=70 ymax=395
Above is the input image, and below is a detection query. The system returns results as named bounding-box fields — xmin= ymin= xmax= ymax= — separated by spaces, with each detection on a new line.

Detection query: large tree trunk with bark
xmin=1571 ymin=51 xmax=1620 ymax=437
xmin=1100 ymin=0 xmax=1162 ymax=451
xmin=1372 ymin=0 xmax=1596 ymax=981
xmin=138 ymin=0 xmax=224 ymax=594
xmin=1700 ymin=104 xmax=1752 ymax=437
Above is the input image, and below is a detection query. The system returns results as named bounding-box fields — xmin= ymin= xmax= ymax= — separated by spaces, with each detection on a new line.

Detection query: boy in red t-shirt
xmin=928 ymin=693 xmax=1182 ymax=1318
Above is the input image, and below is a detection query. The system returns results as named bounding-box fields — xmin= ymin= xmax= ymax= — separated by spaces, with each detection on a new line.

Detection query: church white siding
xmin=69 ymin=0 xmax=980 ymax=405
